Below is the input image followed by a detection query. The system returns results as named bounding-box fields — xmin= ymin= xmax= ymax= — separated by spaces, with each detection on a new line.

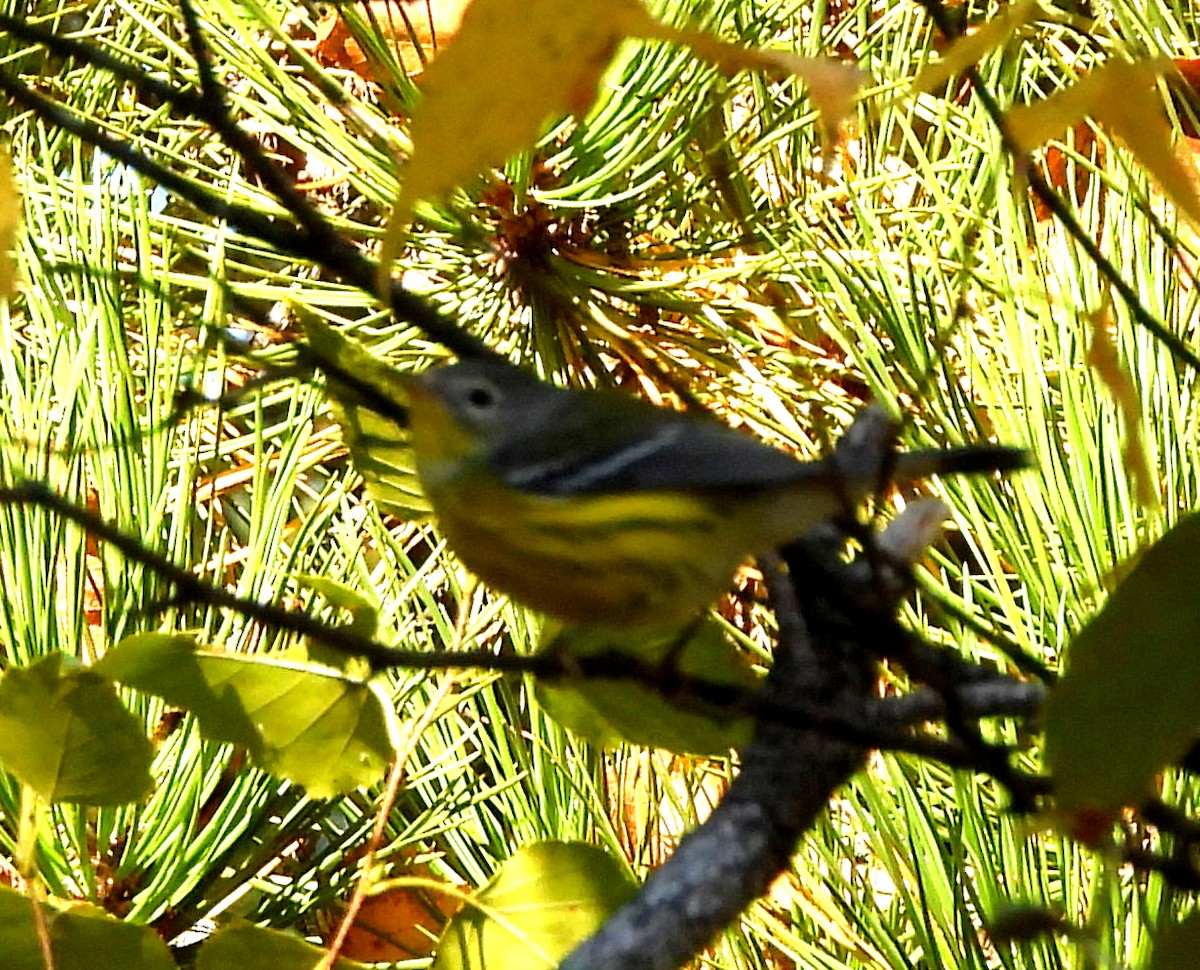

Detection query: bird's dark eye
xmin=466 ymin=384 xmax=497 ymax=409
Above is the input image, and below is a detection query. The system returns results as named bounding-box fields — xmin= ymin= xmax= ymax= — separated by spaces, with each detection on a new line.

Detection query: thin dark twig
xmin=0 ymin=12 xmax=492 ymax=360
xmin=166 ymin=7 xmax=493 ymax=360
xmin=0 ymin=481 xmax=423 ymax=667
xmin=178 ymin=0 xmax=220 ymax=101
xmin=1119 ymin=844 xmax=1200 ymax=891
xmin=0 ymin=71 xmax=307 ymax=254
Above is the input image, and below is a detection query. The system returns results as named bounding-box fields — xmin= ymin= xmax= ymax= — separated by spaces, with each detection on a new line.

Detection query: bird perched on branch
xmin=391 ymin=354 xmax=1028 ymax=628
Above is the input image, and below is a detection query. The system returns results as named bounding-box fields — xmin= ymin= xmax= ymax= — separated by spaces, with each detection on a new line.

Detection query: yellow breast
xmin=426 ymin=476 xmax=756 ymax=628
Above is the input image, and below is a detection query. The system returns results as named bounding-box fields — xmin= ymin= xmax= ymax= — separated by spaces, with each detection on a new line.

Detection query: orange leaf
xmin=338 ymin=879 xmax=461 ymax=962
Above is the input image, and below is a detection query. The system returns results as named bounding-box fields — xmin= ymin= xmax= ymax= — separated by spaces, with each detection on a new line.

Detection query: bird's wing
xmin=493 ymin=399 xmax=825 ymax=496
xmin=487 ymin=386 xmax=1029 ymax=497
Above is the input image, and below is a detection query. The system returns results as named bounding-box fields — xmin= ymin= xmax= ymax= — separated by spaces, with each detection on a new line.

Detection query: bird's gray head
xmin=413 ymin=357 xmax=568 ymax=441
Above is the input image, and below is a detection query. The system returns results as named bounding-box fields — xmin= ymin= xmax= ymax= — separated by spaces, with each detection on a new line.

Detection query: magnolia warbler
xmin=388 ymin=355 xmax=1028 ymax=629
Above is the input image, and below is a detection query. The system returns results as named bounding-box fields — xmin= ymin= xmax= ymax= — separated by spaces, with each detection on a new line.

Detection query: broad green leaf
xmin=911 ymin=0 xmax=1042 ymax=95
xmin=97 ymin=633 xmax=399 ymax=798
xmin=304 ymin=316 xmax=431 ymax=521
xmin=0 ymin=885 xmax=44 ymax=970
xmin=1006 ymin=59 xmax=1200 ymax=225
xmin=0 ymin=654 xmax=153 ymax=804
xmin=195 ymin=923 xmax=367 ymax=970
xmin=95 ymin=634 xmax=261 ymax=747
xmin=1045 ymin=513 xmax=1200 ymax=811
xmin=1147 ymin=911 xmax=1200 ymax=970
xmin=0 ymin=887 xmax=174 ymax=970
xmin=49 ymin=902 xmax=175 ymax=970
xmin=433 ymin=842 xmax=638 ymax=970
xmin=534 ymin=620 xmax=757 ymax=755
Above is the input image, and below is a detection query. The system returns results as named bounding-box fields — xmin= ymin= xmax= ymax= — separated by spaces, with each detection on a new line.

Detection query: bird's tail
xmin=829 ymin=407 xmax=1031 ymax=493
xmin=890 ymin=444 xmax=1032 ymax=484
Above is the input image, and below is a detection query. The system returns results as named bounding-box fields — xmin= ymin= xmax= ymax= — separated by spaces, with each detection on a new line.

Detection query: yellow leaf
xmin=1007 ymin=59 xmax=1200 ymax=225
xmin=399 ymin=0 xmax=651 ymax=215
xmin=1086 ymin=308 xmax=1157 ymax=508
xmin=638 ymin=21 xmax=868 ymax=147
xmin=396 ymin=0 xmax=866 ymax=219
xmin=759 ymin=53 xmax=871 ymax=146
xmin=380 ymin=1 xmax=868 ymax=291
xmin=315 ymin=0 xmax=472 ymax=80
xmin=0 ymin=148 xmax=19 ymax=299
xmin=911 ymin=0 xmax=1042 ymax=96
xmin=380 ymin=0 xmax=652 ymax=291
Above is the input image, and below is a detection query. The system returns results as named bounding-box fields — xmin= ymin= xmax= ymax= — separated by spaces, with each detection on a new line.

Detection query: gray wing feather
xmin=494 ymin=406 xmax=826 ymax=496
xmin=479 ymin=375 xmax=1028 ymax=497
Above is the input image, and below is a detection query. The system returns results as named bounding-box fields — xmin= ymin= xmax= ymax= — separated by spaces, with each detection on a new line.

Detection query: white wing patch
xmin=506 ymin=423 xmax=687 ymax=493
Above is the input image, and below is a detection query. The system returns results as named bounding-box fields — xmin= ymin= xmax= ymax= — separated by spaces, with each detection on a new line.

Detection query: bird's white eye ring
xmin=466 ymin=384 xmax=497 ymax=409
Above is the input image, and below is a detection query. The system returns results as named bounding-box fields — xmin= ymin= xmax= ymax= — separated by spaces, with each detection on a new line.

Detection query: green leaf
xmin=433 ymin=842 xmax=638 ymax=970
xmin=296 ymin=574 xmax=380 ymax=640
xmin=195 ymin=923 xmax=368 ymax=970
xmin=95 ymin=634 xmax=260 ymax=747
xmin=1045 ymin=513 xmax=1200 ymax=811
xmin=49 ymin=902 xmax=176 ymax=970
xmin=1147 ymin=911 xmax=1200 ymax=970
xmin=292 ymin=575 xmax=382 ymax=676
xmin=0 ymin=885 xmax=44 ymax=970
xmin=534 ymin=620 xmax=758 ymax=755
xmin=303 ymin=315 xmax=431 ymax=521
xmin=97 ymin=633 xmax=399 ymax=798
xmin=0 ymin=654 xmax=153 ymax=804
xmin=0 ymin=887 xmax=174 ymax=970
